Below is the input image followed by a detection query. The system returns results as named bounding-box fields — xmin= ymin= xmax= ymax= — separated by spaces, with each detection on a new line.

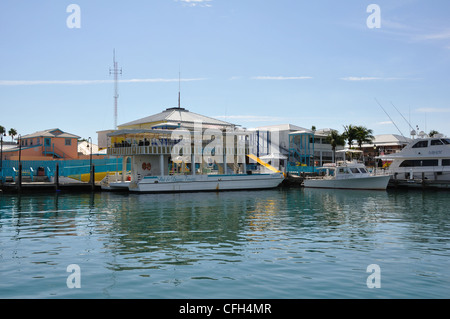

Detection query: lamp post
xmin=18 ymin=134 xmax=22 ymax=162
xmin=18 ymin=134 xmax=22 ymax=189
xmin=0 ymin=132 xmax=5 ymax=184
xmin=87 ymin=137 xmax=94 ymax=187
xmin=373 ymin=144 xmax=377 ymax=166
xmin=87 ymin=137 xmax=93 ymax=168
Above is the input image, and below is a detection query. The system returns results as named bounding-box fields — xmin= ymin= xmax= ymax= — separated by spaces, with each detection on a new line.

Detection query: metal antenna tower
xmin=178 ymin=67 xmax=182 ymax=109
xmin=110 ymin=49 xmax=122 ymax=129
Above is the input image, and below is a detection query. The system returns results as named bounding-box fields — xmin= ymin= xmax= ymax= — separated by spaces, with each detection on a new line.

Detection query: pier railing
xmin=108 ymin=145 xmax=174 ymax=156
xmin=0 ymin=158 xmax=130 ymax=183
xmin=107 ymin=145 xmax=247 ymax=157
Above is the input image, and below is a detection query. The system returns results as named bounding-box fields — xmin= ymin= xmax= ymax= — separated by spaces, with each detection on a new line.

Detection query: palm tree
xmin=355 ymin=126 xmax=374 ymax=148
xmin=326 ymin=130 xmax=346 ymax=163
xmin=343 ymin=124 xmax=358 ymax=149
xmin=8 ymin=128 xmax=17 ymax=142
xmin=0 ymin=125 xmax=5 ymax=136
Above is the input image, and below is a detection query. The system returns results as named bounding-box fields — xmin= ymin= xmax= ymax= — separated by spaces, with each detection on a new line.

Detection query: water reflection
xmin=98 ymin=190 xmax=291 ymax=271
xmin=2 ymin=189 xmax=448 ymax=257
xmin=1 ymin=188 xmax=449 ymax=298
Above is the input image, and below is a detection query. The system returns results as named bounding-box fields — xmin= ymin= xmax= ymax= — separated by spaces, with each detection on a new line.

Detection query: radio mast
xmin=110 ymin=49 xmax=122 ymax=130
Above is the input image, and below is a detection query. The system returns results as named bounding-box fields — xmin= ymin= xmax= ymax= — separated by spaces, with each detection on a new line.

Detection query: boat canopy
xmin=335 ymin=149 xmax=363 ymax=153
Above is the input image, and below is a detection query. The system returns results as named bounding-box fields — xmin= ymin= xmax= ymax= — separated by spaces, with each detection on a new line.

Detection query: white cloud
xmin=341 ymin=77 xmax=382 ymax=81
xmin=252 ymin=76 xmax=313 ymax=80
xmin=416 ymin=107 xmax=450 ymax=113
xmin=377 ymin=121 xmax=394 ymax=125
xmin=340 ymin=76 xmax=410 ymax=81
xmin=0 ymin=78 xmax=206 ymax=86
xmin=418 ymin=30 xmax=450 ymax=41
xmin=352 ymin=14 xmax=450 ymax=50
xmin=177 ymin=0 xmax=212 ymax=7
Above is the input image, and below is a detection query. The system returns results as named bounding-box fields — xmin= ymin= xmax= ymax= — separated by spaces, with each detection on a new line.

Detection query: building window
xmin=65 ymin=139 xmax=71 ymax=146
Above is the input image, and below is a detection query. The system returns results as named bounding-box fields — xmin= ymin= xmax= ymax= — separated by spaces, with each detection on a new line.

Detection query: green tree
xmin=0 ymin=125 xmax=5 ymax=136
xmin=355 ymin=126 xmax=374 ymax=148
xmin=343 ymin=124 xmax=358 ymax=148
xmin=8 ymin=128 xmax=17 ymax=142
xmin=429 ymin=130 xmax=440 ymax=137
xmin=326 ymin=130 xmax=346 ymax=163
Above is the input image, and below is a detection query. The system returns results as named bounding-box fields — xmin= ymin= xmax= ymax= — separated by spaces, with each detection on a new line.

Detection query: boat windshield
xmin=431 ymin=139 xmax=444 ymax=146
xmin=412 ymin=140 xmax=429 ymax=148
xmin=359 ymin=168 xmax=368 ymax=173
xmin=441 ymin=139 xmax=450 ymax=145
xmin=350 ymin=168 xmax=360 ymax=174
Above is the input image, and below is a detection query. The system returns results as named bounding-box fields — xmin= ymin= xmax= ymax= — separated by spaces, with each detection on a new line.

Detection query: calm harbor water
xmin=0 ymin=188 xmax=449 ymax=299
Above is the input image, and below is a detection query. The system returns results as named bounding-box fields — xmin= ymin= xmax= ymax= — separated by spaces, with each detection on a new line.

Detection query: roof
xmin=78 ymin=141 xmax=99 ymax=155
xmin=0 ymin=141 xmax=18 ymax=151
xmin=119 ymin=107 xmax=236 ymax=128
xmin=252 ymin=124 xmax=308 ymax=132
xmin=289 ymin=127 xmax=339 ymax=136
xmin=361 ymin=134 xmax=411 ymax=147
xmin=21 ymin=128 xmax=80 ymax=139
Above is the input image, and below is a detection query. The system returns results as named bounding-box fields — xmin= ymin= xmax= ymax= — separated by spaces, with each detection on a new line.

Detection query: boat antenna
xmin=110 ymin=49 xmax=122 ymax=130
xmin=375 ymin=98 xmax=405 ymax=137
xmin=390 ymin=101 xmax=415 ymax=138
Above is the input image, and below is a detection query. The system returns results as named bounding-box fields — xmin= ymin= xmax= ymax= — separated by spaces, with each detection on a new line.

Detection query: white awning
xmin=260 ymin=153 xmax=288 ymax=160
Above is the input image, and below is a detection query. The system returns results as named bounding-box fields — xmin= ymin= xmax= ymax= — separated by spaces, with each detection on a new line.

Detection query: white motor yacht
xmin=378 ymin=134 xmax=450 ymax=188
xmin=303 ymin=150 xmax=391 ymax=190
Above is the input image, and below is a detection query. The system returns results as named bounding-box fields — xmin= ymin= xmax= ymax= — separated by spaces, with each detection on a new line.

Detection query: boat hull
xmin=101 ymin=181 xmax=131 ymax=191
xmin=303 ymin=175 xmax=391 ymax=190
xmin=129 ymin=173 xmax=285 ymax=193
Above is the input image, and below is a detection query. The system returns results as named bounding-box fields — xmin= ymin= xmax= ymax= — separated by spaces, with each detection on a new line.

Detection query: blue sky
xmin=1 ymin=0 xmax=450 ymax=143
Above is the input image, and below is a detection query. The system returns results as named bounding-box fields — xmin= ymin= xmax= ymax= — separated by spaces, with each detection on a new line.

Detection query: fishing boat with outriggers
xmin=100 ymin=108 xmax=285 ymax=193
xmin=377 ymin=133 xmax=450 ymax=189
xmin=303 ymin=150 xmax=391 ymax=190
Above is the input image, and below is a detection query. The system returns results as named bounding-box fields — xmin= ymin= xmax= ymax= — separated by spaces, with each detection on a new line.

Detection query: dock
xmin=389 ymin=178 xmax=450 ymax=189
xmin=3 ymin=173 xmax=450 ymax=194
xmin=0 ymin=176 xmax=101 ymax=193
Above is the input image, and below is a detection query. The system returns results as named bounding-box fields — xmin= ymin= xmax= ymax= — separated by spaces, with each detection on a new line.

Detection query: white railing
xmin=108 ymin=145 xmax=247 ymax=157
xmin=108 ymin=145 xmax=174 ymax=156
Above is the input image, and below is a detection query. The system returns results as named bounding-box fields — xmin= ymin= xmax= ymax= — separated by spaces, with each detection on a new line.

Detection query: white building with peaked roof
xmin=361 ymin=134 xmax=412 ymax=166
xmin=118 ymin=107 xmax=236 ymax=130
xmin=97 ymin=107 xmax=237 ymax=149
